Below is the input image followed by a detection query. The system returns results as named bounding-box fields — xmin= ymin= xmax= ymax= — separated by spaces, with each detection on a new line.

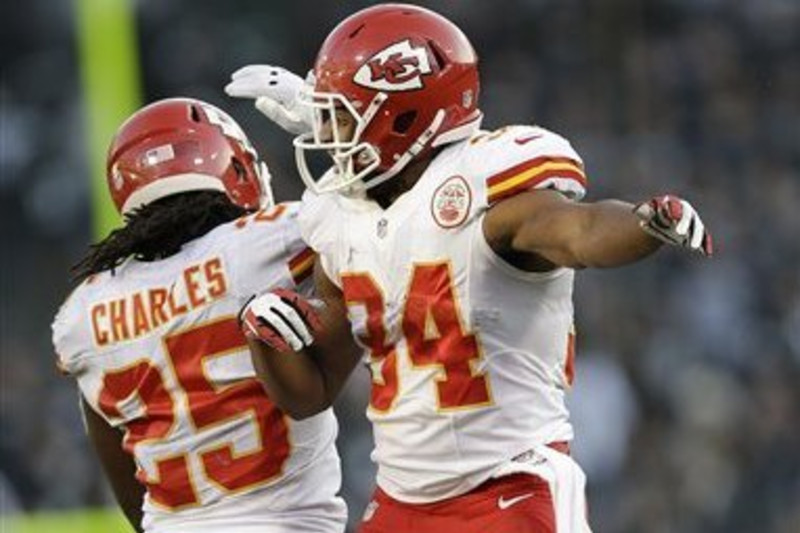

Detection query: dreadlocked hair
xmin=72 ymin=191 xmax=248 ymax=281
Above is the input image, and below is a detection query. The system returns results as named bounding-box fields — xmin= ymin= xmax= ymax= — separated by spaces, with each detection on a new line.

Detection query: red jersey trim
xmin=486 ymin=157 xmax=587 ymax=204
xmin=288 ymin=247 xmax=315 ymax=285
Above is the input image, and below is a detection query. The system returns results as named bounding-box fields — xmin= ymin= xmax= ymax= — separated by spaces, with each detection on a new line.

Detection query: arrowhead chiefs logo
xmin=354 ymin=40 xmax=432 ymax=92
xmin=431 ymin=175 xmax=472 ymax=228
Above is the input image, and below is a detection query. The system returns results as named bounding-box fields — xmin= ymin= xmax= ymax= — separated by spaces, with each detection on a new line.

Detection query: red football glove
xmin=239 ymin=288 xmax=322 ymax=352
xmin=634 ymin=194 xmax=713 ymax=256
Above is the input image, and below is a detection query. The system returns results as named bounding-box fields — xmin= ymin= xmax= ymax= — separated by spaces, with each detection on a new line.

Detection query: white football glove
xmin=634 ymin=194 xmax=713 ymax=256
xmin=225 ymin=65 xmax=314 ymax=135
xmin=239 ymin=289 xmax=322 ymax=353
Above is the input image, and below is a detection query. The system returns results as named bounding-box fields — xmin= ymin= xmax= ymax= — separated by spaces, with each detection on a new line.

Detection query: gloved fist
xmin=239 ymin=288 xmax=323 ymax=352
xmin=634 ymin=195 xmax=713 ymax=256
xmin=225 ymin=65 xmax=314 ymax=135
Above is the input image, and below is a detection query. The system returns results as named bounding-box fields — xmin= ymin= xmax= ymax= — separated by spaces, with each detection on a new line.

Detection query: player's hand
xmin=239 ymin=289 xmax=323 ymax=352
xmin=634 ymin=194 xmax=713 ymax=256
xmin=225 ymin=65 xmax=313 ymax=135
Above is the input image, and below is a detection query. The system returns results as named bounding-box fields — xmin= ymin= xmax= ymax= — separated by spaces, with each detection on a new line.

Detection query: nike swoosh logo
xmin=514 ymin=134 xmax=543 ymax=145
xmin=498 ymin=492 xmax=535 ymax=510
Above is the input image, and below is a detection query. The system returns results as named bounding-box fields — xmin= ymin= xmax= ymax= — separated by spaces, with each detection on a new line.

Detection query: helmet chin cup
xmin=294 ymin=133 xmax=381 ymax=194
xmin=293 ymin=88 xmax=387 ymax=194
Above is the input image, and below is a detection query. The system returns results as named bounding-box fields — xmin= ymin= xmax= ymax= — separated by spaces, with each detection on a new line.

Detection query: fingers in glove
xmin=224 ymin=79 xmax=257 ymax=98
xmin=633 ymin=201 xmax=655 ymax=222
xmin=255 ymin=96 xmax=296 ymax=119
xmin=230 ymin=64 xmax=280 ymax=80
xmin=244 ymin=293 xmax=312 ymax=351
xmin=636 ymin=195 xmax=712 ymax=256
xmin=663 ymin=196 xmax=683 ymax=222
xmin=640 ymin=199 xmax=670 ymax=231
xmin=688 ymin=213 xmax=705 ymax=251
xmin=273 ymin=288 xmax=323 ymax=333
xmin=263 ymin=299 xmax=312 ymax=350
xmin=674 ymin=200 xmax=695 ymax=239
xmin=644 ymin=223 xmax=681 ymax=245
xmin=254 ymin=96 xmax=310 ymax=135
xmin=226 ymin=65 xmax=297 ymax=102
xmin=242 ymin=308 xmax=292 ymax=352
xmin=225 ymin=78 xmax=279 ymax=99
xmin=651 ymin=196 xmax=682 ymax=230
xmin=635 ymin=199 xmax=681 ymax=245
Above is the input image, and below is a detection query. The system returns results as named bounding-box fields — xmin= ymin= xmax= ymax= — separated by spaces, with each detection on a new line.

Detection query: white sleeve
xmin=222 ymin=203 xmax=312 ymax=299
xmin=475 ymin=125 xmax=588 ymax=205
xmin=298 ymin=189 xmax=343 ymax=288
xmin=51 ymin=286 xmax=91 ymax=376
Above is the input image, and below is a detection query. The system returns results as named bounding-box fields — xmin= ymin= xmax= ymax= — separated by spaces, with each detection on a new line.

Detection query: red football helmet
xmin=294 ymin=3 xmax=482 ymax=193
xmin=107 ymin=98 xmax=272 ymax=216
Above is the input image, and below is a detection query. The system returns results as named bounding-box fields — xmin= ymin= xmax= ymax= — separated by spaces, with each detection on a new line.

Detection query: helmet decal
xmin=200 ymin=102 xmax=257 ymax=153
xmin=353 ymin=40 xmax=432 ymax=92
xmin=142 ymin=144 xmax=176 ymax=168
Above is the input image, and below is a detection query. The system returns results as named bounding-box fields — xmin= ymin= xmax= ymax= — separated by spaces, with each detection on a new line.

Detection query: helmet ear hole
xmin=348 ymin=23 xmax=365 ymax=39
xmin=190 ymin=105 xmax=202 ymax=123
xmin=427 ymin=40 xmax=448 ymax=71
xmin=393 ymin=111 xmax=417 ymax=134
xmin=231 ymin=157 xmax=247 ymax=182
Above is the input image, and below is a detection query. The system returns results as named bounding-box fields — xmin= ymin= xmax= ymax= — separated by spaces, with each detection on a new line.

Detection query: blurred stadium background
xmin=1 ymin=0 xmax=798 ymax=532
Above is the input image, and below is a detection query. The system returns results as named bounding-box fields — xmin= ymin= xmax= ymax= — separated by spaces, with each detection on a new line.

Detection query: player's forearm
xmin=241 ymin=269 xmax=362 ymax=416
xmin=566 ymin=200 xmax=662 ymax=268
xmin=106 ymin=464 xmax=144 ymax=533
xmin=82 ymin=399 xmax=145 ymax=533
xmin=512 ymin=199 xmax=662 ymax=268
xmin=118 ymin=497 xmax=145 ymax=533
xmin=248 ymin=338 xmax=331 ymax=419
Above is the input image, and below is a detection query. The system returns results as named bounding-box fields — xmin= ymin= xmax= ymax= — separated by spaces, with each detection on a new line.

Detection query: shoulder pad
xmin=298 ymin=190 xmax=344 ymax=287
xmin=460 ymin=125 xmax=588 ymax=205
xmin=214 ymin=202 xmax=308 ymax=297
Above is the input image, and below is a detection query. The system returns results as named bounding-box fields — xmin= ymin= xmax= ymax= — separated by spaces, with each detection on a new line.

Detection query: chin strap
xmin=364 ymin=112 xmax=483 ymax=191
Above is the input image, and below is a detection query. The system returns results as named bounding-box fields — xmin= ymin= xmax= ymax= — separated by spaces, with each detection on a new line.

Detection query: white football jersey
xmin=52 ymin=203 xmax=345 ymax=532
xmin=300 ymin=126 xmax=587 ymax=504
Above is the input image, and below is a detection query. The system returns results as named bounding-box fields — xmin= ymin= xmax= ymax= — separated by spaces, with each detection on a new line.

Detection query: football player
xmin=51 ymin=98 xmax=346 ymax=533
xmin=227 ymin=4 xmax=712 ymax=532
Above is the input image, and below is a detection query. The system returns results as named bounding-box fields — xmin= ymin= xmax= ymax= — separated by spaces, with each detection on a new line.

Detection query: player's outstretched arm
xmin=484 ymin=189 xmax=712 ymax=270
xmin=81 ymin=398 xmax=144 ymax=533
xmin=244 ymin=260 xmax=362 ymax=419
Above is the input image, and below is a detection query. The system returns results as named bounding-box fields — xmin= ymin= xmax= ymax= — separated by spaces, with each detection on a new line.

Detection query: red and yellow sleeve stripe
xmin=486 ymin=156 xmax=587 ymax=204
xmin=288 ymin=247 xmax=315 ymax=285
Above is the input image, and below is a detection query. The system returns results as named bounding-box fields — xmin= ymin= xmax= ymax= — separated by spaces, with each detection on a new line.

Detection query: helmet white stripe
xmin=120 ymin=173 xmax=225 ymax=216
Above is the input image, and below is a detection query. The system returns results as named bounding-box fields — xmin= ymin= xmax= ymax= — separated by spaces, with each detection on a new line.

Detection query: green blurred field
xmin=3 ymin=509 xmax=131 ymax=533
